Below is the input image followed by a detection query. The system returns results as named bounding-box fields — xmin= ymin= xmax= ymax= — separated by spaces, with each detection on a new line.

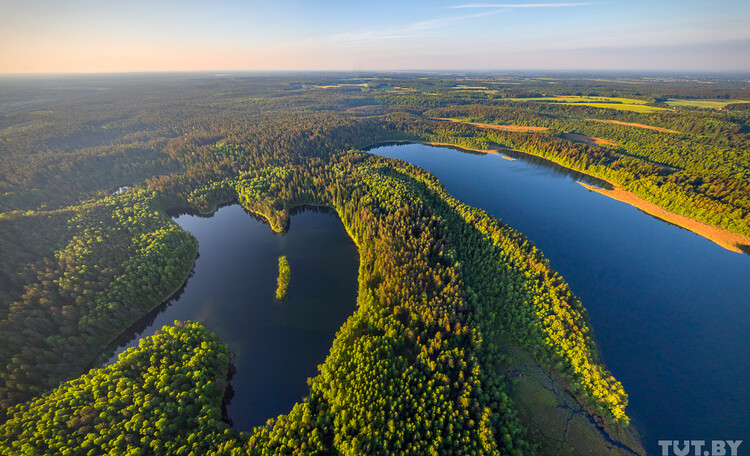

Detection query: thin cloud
xmin=354 ymin=9 xmax=503 ymax=40
xmin=293 ymin=9 xmax=505 ymax=46
xmin=450 ymin=3 xmax=593 ymax=8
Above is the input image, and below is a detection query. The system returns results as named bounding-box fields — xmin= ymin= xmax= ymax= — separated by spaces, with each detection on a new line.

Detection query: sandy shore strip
xmin=577 ymin=182 xmax=749 ymax=253
xmin=563 ymin=132 xmax=620 ymax=147
xmin=432 ymin=117 xmax=549 ymax=132
xmin=585 ymin=118 xmax=680 ymax=133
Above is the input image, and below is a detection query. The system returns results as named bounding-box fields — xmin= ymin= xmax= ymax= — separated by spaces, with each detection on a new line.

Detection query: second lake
xmin=106 ymin=205 xmax=359 ymax=432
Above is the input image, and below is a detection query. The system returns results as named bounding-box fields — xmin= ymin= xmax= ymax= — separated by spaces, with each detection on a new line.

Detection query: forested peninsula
xmin=2 ymin=73 xmax=748 ymax=455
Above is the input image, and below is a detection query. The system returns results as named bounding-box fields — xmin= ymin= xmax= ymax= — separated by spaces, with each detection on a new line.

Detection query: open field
xmin=557 ymin=96 xmax=651 ymax=105
xmin=501 ymin=95 xmax=666 ymax=113
xmin=566 ymin=102 xmax=665 ymax=113
xmin=503 ymin=95 xmax=647 ymax=104
xmin=314 ymin=83 xmax=368 ymax=89
xmin=452 ymin=85 xmax=489 ymax=90
xmin=665 ymin=99 xmax=750 ymax=109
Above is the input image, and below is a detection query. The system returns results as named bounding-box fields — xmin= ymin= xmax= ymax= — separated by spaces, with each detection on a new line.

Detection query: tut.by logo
xmin=658 ymin=440 xmax=742 ymax=456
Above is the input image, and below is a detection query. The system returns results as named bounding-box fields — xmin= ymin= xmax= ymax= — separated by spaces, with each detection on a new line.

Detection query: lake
xmin=106 ymin=205 xmax=359 ymax=432
xmin=370 ymin=143 xmax=750 ymax=455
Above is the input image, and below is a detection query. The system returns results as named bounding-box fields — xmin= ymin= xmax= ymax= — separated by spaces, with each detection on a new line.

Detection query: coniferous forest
xmin=1 ymin=73 xmax=748 ymax=455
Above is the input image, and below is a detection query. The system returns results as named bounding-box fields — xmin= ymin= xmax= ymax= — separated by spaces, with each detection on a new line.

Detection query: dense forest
xmin=1 ymin=73 xmax=747 ymax=455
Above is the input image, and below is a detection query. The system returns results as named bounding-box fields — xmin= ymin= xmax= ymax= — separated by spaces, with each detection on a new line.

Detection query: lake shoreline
xmin=90 ymin=253 xmax=198 ymax=369
xmin=367 ymin=139 xmax=749 ymax=254
xmin=577 ymin=182 xmax=750 ymax=254
xmin=359 ymin=139 xmax=514 ymax=156
xmin=95 ymin=198 xmax=239 ymax=369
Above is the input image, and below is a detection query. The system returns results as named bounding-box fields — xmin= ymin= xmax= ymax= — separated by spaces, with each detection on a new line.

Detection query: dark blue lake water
xmin=371 ymin=143 xmax=750 ymax=455
xmin=107 ymin=206 xmax=359 ymax=432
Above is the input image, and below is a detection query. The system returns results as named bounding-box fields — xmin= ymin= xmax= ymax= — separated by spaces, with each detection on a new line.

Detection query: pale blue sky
xmin=1 ymin=0 xmax=749 ymax=72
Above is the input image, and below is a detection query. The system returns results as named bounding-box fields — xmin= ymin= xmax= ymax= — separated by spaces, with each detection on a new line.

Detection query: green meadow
xmin=665 ymin=99 xmax=750 ymax=109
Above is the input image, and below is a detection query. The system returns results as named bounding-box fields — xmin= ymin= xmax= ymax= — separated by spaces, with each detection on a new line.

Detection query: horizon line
xmin=3 ymin=69 xmax=750 ymax=76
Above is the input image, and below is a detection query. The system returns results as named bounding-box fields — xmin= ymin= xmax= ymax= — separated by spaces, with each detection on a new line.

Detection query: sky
xmin=1 ymin=0 xmax=749 ymax=73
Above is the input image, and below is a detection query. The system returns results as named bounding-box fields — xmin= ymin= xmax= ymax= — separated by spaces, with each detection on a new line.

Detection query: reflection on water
xmin=363 ymin=141 xmax=614 ymax=189
xmin=99 ymin=269 xmax=194 ymax=363
xmin=101 ymin=205 xmax=359 ymax=432
xmin=494 ymin=147 xmax=614 ymax=190
xmin=371 ymin=143 xmax=750 ymax=455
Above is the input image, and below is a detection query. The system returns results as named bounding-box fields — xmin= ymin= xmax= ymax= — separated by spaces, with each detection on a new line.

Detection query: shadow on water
xmin=165 ymin=200 xmax=238 ymax=219
xmin=484 ymin=147 xmax=614 ymax=190
xmin=363 ymin=140 xmax=614 ymax=190
xmin=93 ymin=267 xmax=196 ymax=368
xmin=288 ymin=204 xmax=334 ymax=216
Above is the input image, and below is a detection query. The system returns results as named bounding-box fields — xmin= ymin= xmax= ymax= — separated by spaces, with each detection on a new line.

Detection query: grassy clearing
xmin=0 ymin=119 xmax=53 ymax=136
xmin=665 ymin=99 xmax=750 ymax=109
xmin=314 ymin=83 xmax=368 ymax=89
xmin=501 ymin=345 xmax=645 ymax=456
xmin=563 ymin=133 xmax=620 ymax=147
